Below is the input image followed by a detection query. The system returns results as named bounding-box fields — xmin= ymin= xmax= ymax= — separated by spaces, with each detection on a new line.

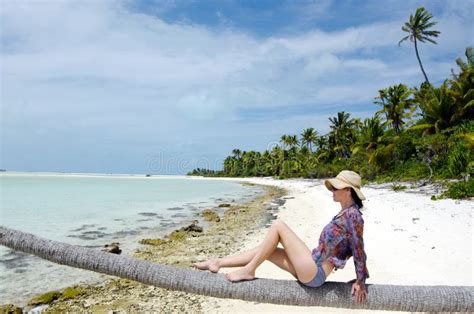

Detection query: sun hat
xmin=324 ymin=170 xmax=366 ymax=200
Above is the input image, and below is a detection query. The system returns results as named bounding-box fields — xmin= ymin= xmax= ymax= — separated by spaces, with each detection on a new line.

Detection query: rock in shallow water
xmin=102 ymin=242 xmax=122 ymax=254
xmin=201 ymin=209 xmax=220 ymax=222
xmin=181 ymin=220 xmax=203 ymax=233
xmin=138 ymin=212 xmax=158 ymax=217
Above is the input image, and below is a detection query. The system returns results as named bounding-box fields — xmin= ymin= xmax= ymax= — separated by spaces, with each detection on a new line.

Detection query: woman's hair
xmin=351 ymin=188 xmax=364 ymax=208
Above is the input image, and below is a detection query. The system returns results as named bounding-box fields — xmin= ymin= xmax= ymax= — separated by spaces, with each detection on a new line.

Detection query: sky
xmin=1 ymin=0 xmax=473 ymax=174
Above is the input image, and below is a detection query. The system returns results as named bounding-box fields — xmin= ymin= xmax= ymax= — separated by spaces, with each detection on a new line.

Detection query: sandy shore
xmin=18 ymin=183 xmax=285 ymax=312
xmin=3 ymin=177 xmax=472 ymax=312
xmin=200 ymin=177 xmax=473 ymax=313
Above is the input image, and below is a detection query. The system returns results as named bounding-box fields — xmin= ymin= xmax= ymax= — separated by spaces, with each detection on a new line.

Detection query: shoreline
xmin=4 ymin=182 xmax=286 ymax=312
xmin=0 ymin=175 xmax=262 ymax=306
xmin=1 ymin=177 xmax=472 ymax=313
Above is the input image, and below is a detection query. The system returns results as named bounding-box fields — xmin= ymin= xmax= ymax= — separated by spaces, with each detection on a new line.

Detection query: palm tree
xmin=280 ymin=135 xmax=290 ymax=150
xmin=297 ymin=146 xmax=313 ymax=176
xmin=315 ymin=135 xmax=329 ymax=151
xmin=329 ymin=111 xmax=356 ymax=158
xmin=450 ymin=47 xmax=474 ymax=122
xmin=231 ymin=149 xmax=242 ymax=160
xmin=315 ymin=135 xmax=330 ymax=162
xmin=242 ymin=151 xmax=257 ymax=176
xmin=399 ymin=7 xmax=441 ymax=84
xmin=352 ymin=117 xmax=387 ymax=153
xmin=0 ymin=226 xmax=471 ymax=311
xmin=223 ymin=156 xmax=233 ymax=175
xmin=253 ymin=151 xmax=263 ymax=176
xmin=287 ymin=135 xmax=299 ymax=149
xmin=352 ymin=117 xmax=393 ymax=170
xmin=261 ymin=150 xmax=273 ymax=176
xmin=301 ymin=128 xmax=318 ymax=152
xmin=280 ymin=135 xmax=299 ymax=151
xmin=375 ymin=84 xmax=414 ymax=134
xmin=270 ymin=145 xmax=284 ymax=175
xmin=452 ymin=47 xmax=473 ymax=80
xmin=412 ymin=82 xmax=459 ymax=134
xmin=413 ymin=48 xmax=474 ymax=134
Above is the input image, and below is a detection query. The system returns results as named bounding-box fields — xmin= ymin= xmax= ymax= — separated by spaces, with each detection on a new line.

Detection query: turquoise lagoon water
xmin=0 ymin=173 xmax=262 ymax=305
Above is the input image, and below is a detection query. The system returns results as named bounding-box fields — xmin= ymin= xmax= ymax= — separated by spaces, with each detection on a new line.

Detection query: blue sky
xmin=1 ymin=0 xmax=473 ymax=174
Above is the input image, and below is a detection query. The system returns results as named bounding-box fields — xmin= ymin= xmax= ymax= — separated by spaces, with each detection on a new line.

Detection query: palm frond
xmin=398 ymin=35 xmax=410 ymax=45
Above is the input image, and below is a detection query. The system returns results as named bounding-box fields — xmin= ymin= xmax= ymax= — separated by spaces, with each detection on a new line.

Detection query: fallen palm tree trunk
xmin=0 ymin=226 xmax=472 ymax=312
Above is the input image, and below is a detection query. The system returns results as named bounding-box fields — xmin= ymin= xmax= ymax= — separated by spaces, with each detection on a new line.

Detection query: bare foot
xmin=193 ymin=259 xmax=220 ymax=273
xmin=225 ymin=267 xmax=255 ymax=282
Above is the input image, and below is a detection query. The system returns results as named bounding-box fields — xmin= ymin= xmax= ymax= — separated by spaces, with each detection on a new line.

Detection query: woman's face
xmin=331 ymin=187 xmax=351 ymax=203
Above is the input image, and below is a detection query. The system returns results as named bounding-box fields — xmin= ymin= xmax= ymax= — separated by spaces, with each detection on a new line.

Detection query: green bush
xmin=443 ymin=178 xmax=474 ymax=199
xmin=393 ymin=131 xmax=418 ymax=162
xmin=377 ymin=159 xmax=429 ymax=182
xmin=447 ymin=140 xmax=470 ymax=177
xmin=392 ymin=184 xmax=407 ymax=191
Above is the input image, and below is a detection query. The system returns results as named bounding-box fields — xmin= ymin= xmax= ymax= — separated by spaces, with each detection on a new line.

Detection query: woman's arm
xmin=346 ymin=210 xmax=369 ymax=282
xmin=346 ymin=209 xmax=369 ymax=303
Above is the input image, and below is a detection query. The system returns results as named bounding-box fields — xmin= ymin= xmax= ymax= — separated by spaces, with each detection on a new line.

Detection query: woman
xmin=195 ymin=170 xmax=369 ymax=304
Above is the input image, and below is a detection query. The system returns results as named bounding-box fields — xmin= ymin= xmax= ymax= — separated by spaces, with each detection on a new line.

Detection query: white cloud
xmin=1 ymin=0 xmax=472 ymax=173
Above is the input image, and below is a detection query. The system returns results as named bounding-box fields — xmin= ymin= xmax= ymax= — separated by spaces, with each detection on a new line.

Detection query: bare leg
xmin=193 ymin=259 xmax=220 ymax=273
xmin=217 ymin=246 xmax=299 ymax=277
xmin=194 ymin=246 xmax=261 ymax=272
xmin=272 ymin=247 xmax=300 ymax=277
xmin=194 ymin=245 xmax=299 ymax=277
xmin=225 ymin=220 xmax=317 ymax=283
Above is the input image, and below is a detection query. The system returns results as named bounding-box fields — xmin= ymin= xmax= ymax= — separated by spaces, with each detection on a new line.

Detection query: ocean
xmin=0 ymin=173 xmax=263 ymax=305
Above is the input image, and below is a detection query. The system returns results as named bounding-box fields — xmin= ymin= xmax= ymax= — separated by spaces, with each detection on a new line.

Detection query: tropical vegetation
xmin=188 ymin=8 xmax=472 ymax=199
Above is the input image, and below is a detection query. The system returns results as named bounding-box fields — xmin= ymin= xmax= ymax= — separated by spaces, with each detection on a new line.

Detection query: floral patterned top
xmin=312 ymin=204 xmax=369 ymax=283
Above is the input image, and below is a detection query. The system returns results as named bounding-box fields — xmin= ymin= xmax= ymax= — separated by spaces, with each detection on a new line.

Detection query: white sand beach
xmin=200 ymin=177 xmax=473 ymax=313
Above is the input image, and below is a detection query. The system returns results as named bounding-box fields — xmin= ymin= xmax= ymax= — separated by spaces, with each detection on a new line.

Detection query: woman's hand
xmin=351 ymin=280 xmax=368 ymax=304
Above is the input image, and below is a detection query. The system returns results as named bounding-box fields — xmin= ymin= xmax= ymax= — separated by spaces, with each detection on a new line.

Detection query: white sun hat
xmin=324 ymin=170 xmax=366 ymax=200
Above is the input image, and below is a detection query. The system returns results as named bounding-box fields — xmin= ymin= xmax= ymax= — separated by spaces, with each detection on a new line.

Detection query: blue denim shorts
xmin=301 ymin=262 xmax=326 ymax=288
